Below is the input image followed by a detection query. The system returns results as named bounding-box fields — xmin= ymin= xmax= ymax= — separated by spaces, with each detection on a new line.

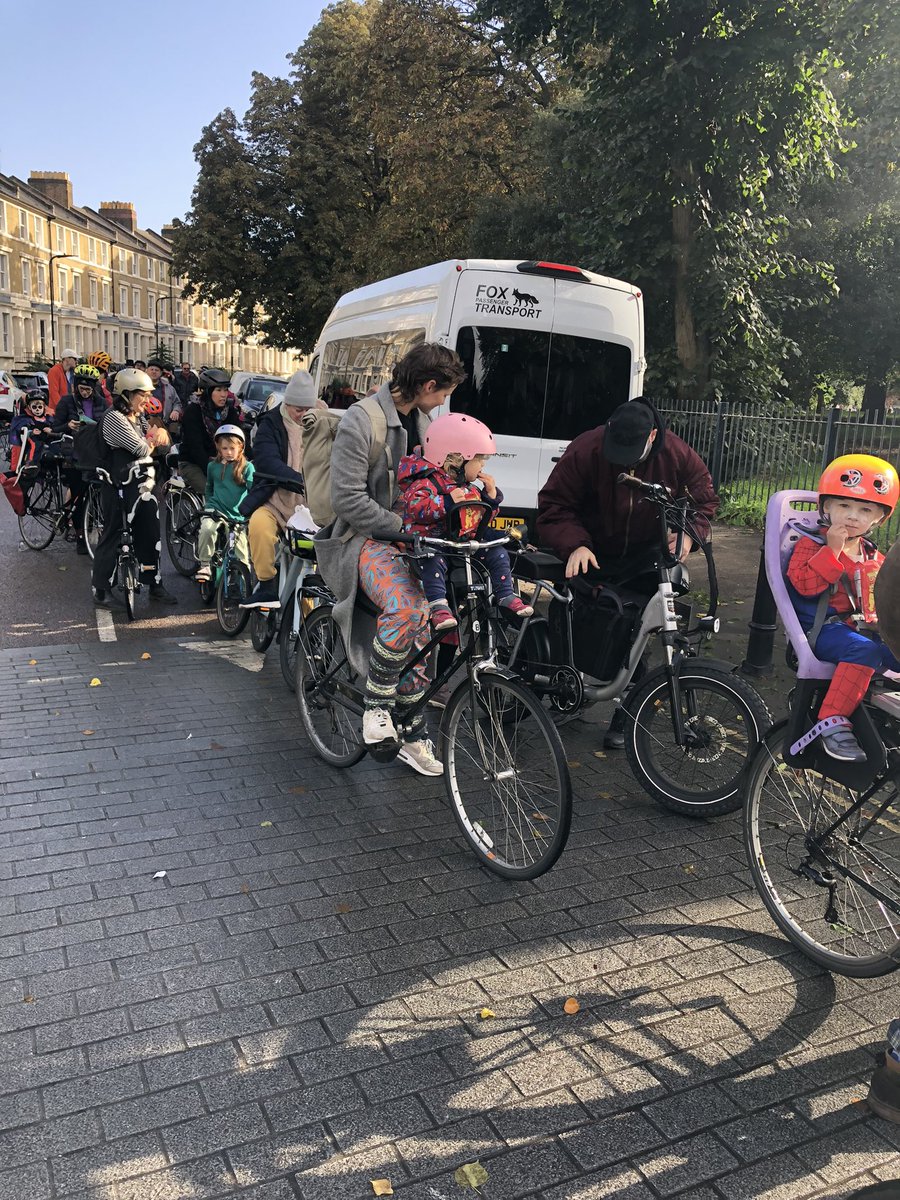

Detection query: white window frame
xmin=56 ymin=225 xmax=65 ymax=252
xmin=89 ymin=277 xmax=98 ymax=309
xmin=88 ymin=237 xmax=96 ymax=263
xmin=36 ymin=263 xmax=46 ymax=300
xmin=0 ymin=254 xmax=8 ymax=291
xmin=132 ymin=288 xmax=140 ymax=317
xmin=73 ymin=274 xmax=82 ymax=306
xmin=33 ymin=220 xmax=43 ymax=248
xmin=58 ymin=268 xmax=68 ymax=302
xmin=1 ymin=313 xmax=10 ymax=354
xmin=119 ymin=286 xmax=127 ymax=314
xmin=71 ymin=231 xmax=79 ymax=258
xmin=18 ymin=209 xmax=28 ymax=239
xmin=102 ymin=281 xmax=110 ymax=312
xmin=0 ymin=203 xmax=6 ymax=234
xmin=101 ymin=243 xmax=108 ymax=266
xmin=148 ymin=291 xmax=155 ymax=321
xmin=22 ymin=260 xmax=31 ymax=296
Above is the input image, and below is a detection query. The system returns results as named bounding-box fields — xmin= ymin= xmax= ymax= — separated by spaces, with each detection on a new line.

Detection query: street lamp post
xmin=154 ymin=296 xmax=167 ymax=359
xmin=49 ymin=253 xmax=72 ymax=362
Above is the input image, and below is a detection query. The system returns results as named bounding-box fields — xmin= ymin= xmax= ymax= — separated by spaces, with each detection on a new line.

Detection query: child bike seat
xmin=764 ymin=490 xmax=835 ymax=682
xmin=513 ymin=551 xmax=567 ymax=585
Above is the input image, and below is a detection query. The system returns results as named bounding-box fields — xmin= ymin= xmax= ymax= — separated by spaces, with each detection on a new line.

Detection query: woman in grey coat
xmin=314 ymin=343 xmax=466 ymax=776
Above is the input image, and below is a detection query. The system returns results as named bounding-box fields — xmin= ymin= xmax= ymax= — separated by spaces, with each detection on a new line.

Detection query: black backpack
xmin=73 ymin=420 xmax=111 ymax=472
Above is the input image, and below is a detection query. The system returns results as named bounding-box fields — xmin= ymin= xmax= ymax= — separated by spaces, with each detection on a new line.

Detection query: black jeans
xmin=91 ymin=481 xmax=162 ymax=590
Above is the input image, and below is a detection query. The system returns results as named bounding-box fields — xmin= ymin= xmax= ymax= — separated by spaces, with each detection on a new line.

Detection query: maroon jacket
xmin=536 ymin=406 xmax=718 ymax=562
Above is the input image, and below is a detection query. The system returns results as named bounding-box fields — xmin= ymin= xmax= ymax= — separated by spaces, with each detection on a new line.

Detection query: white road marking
xmin=96 ymin=609 xmax=117 ymax=642
xmin=177 ymin=640 xmax=266 ymax=672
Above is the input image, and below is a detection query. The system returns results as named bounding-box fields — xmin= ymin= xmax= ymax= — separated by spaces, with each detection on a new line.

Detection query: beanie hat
xmin=283 ymin=370 xmax=317 ymax=408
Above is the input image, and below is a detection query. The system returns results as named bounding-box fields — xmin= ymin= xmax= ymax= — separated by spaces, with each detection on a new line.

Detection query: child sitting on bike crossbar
xmin=195 ymin=425 xmax=254 ymax=582
xmin=786 ymin=453 xmax=900 ymax=763
xmin=398 ymin=412 xmax=533 ymax=632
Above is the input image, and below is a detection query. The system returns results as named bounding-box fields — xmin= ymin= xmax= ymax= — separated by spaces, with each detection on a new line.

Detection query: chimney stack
xmin=161 ymin=223 xmax=176 ymax=241
xmin=100 ymin=201 xmax=137 ymax=234
xmin=28 ymin=171 xmax=73 ymax=208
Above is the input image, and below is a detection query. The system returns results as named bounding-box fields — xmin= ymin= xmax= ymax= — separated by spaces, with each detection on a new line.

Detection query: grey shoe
xmin=397 ymin=738 xmax=442 ymax=776
xmin=820 ymin=726 xmax=866 ymax=762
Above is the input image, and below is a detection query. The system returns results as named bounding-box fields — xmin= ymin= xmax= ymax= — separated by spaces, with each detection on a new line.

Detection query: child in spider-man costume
xmin=787 ymin=453 xmax=900 ymax=762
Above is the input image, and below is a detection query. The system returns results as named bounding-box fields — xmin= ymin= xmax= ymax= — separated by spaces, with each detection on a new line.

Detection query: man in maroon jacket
xmin=536 ymin=397 xmax=718 ymax=746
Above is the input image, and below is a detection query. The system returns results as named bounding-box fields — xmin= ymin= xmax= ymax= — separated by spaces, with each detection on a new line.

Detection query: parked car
xmin=0 ymin=371 xmax=26 ymax=416
xmin=232 ymin=373 xmax=289 ymax=420
xmin=12 ymin=372 xmax=50 ymax=402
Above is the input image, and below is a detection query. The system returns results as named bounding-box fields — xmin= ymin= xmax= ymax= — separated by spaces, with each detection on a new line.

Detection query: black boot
xmin=603 ymin=706 xmax=627 ymax=750
xmin=93 ymin=586 xmax=126 ymax=610
xmin=148 ymin=582 xmax=178 ymax=605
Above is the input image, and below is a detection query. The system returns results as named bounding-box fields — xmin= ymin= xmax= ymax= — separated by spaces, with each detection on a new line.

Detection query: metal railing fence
xmin=658 ymin=401 xmax=900 ymax=546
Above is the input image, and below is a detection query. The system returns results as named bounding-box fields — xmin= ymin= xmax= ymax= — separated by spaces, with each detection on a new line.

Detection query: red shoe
xmin=430 ymin=605 xmax=458 ymax=631
xmin=501 ymin=597 xmax=534 ymax=620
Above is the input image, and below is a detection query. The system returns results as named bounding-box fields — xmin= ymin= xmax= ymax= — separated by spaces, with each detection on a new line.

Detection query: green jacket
xmin=205 ymin=460 xmax=255 ymax=521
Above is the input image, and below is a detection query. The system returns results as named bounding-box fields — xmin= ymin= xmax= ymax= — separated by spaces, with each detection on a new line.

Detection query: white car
xmin=0 ymin=371 xmax=26 ymax=416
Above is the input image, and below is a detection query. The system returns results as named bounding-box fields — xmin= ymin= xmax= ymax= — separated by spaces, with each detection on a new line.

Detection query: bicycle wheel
xmin=278 ymin=594 xmax=298 ymax=690
xmin=295 ymin=606 xmax=366 ymax=768
xmin=122 ymin=556 xmax=138 ymax=624
xmin=624 ymin=662 xmax=771 ymax=816
xmin=215 ymin=560 xmax=252 ymax=637
xmin=198 ymin=577 xmax=216 ymax=606
xmin=443 ymin=672 xmax=572 ymax=879
xmin=251 ymin=609 xmax=277 ymax=653
xmin=82 ymin=483 xmax=104 ymax=559
xmin=744 ymin=721 xmax=900 ymax=978
xmin=17 ymin=475 xmax=58 ymax=549
xmin=165 ymin=489 xmax=202 ymax=577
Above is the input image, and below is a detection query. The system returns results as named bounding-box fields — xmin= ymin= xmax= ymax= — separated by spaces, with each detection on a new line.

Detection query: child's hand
xmin=449 ymin=487 xmax=469 ymax=503
xmin=826 ymin=522 xmax=851 ymax=555
xmin=477 ymin=471 xmax=497 ymax=499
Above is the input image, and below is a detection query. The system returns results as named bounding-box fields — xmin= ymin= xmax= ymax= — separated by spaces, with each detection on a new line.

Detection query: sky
xmin=4 ymin=0 xmax=323 ymax=233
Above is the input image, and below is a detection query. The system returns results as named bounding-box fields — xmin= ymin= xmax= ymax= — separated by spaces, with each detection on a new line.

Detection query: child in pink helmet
xmin=398 ymin=412 xmax=533 ymax=631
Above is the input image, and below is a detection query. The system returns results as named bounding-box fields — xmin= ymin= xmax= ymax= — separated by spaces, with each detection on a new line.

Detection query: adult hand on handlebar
xmin=668 ymin=532 xmax=693 ymax=561
xmin=566 ymin=546 xmax=599 ymax=578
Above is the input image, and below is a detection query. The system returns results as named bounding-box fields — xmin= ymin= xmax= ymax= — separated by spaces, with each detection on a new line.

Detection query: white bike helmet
xmin=214 ymin=423 xmax=245 ymax=444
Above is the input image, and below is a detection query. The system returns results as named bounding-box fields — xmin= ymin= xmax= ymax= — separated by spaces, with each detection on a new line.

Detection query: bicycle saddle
xmin=512 ymin=550 xmax=566 ymax=584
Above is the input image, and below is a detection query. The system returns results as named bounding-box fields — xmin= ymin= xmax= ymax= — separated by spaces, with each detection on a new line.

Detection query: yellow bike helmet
xmin=73 ymin=364 xmax=101 ymax=383
xmin=87 ymin=351 xmax=111 ymax=371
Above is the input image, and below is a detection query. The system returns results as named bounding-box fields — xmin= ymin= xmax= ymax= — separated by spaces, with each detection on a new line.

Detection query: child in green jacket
xmin=195 ymin=425 xmax=254 ymax=581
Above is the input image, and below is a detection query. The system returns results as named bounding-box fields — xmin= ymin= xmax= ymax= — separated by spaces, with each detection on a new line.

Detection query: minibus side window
xmin=320 ymin=328 xmax=425 ymax=403
xmin=453 ymin=327 xmax=550 ymax=438
xmin=542 ymin=333 xmax=631 ymax=441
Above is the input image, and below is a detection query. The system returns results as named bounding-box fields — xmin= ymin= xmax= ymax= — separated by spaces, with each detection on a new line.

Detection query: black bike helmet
xmin=198 ymin=367 xmax=231 ymax=393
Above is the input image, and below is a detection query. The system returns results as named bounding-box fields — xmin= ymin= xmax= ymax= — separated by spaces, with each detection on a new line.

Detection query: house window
xmin=64 ymin=323 xmax=73 ymax=348
xmin=71 ymin=231 xmax=79 ymax=257
xmin=36 ymin=264 xmax=46 ymax=300
xmin=132 ymin=288 xmax=140 ymax=317
xmin=1 ymin=314 xmax=10 ymax=354
xmin=142 ymin=256 xmax=149 ymax=278
xmin=148 ymin=292 xmax=155 ymax=321
xmin=90 ymin=278 xmax=98 ymax=309
xmin=124 ymin=332 xmax=130 ymax=358
xmin=0 ymin=254 xmax=8 ymax=291
xmin=56 ymin=225 xmax=65 ymax=252
xmin=58 ymin=268 xmax=68 ymax=301
xmin=73 ymin=274 xmax=82 ymax=306
xmin=102 ymin=281 xmax=110 ymax=311
xmin=18 ymin=209 xmax=28 ymax=239
xmin=127 ymin=253 xmax=134 ymax=275
xmin=75 ymin=326 xmax=83 ymax=354
xmin=33 ymin=220 xmax=43 ymax=248
xmin=119 ymin=286 xmax=127 ymax=313
xmin=175 ymin=300 xmax=183 ymax=324
xmin=0 ymin=203 xmax=6 ymax=233
xmin=88 ymin=237 xmax=96 ymax=263
xmin=202 ymin=305 xmax=209 ymax=328
xmin=22 ymin=260 xmax=31 ymax=296
xmin=103 ymin=328 xmax=110 ymax=353
xmin=111 ymin=329 xmax=118 ymax=357
xmin=101 ymin=243 xmax=108 ymax=266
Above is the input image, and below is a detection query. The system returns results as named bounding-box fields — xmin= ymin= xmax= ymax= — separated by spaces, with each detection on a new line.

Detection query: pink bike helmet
xmin=422 ymin=413 xmax=496 ymax=469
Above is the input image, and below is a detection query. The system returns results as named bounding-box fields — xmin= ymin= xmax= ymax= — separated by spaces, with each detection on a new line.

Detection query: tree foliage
xmin=172 ymin=0 xmax=540 ymax=350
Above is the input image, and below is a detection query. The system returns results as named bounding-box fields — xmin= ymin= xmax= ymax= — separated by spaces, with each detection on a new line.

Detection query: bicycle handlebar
xmin=373 ymin=529 xmax=510 ymax=553
xmin=616 ymin=473 xmax=672 ymax=501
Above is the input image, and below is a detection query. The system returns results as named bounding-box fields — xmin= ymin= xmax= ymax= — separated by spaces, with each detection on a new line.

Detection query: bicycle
xmin=162 ymin=449 xmax=203 ymax=577
xmin=81 ymin=477 xmax=104 ymax=559
xmin=202 ymin=517 xmax=255 ymax=637
xmin=93 ymin=461 xmax=147 ymax=622
xmin=501 ymin=474 xmax=772 ymax=817
xmin=241 ymin=474 xmax=322 ymax=685
xmin=295 ymin=527 xmax=573 ymax=879
xmin=743 ymin=489 xmax=900 ymax=978
xmin=15 ymin=431 xmax=90 ymax=552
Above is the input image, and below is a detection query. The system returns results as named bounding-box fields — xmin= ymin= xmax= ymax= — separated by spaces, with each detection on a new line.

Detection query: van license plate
xmin=491 ymin=515 xmax=526 ymax=531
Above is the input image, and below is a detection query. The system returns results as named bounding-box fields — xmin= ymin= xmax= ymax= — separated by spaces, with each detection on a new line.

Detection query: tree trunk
xmin=861 ymin=366 xmax=887 ymax=421
xmin=672 ymin=191 xmax=706 ymax=403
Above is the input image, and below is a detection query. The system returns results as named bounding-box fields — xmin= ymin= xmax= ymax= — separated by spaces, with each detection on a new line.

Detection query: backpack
xmin=300 ymin=395 xmax=389 ymax=527
xmin=73 ymin=419 xmax=112 ymax=472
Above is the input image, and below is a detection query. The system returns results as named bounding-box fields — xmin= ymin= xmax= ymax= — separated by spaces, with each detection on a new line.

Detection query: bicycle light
xmin=696 ymin=615 xmax=720 ymax=634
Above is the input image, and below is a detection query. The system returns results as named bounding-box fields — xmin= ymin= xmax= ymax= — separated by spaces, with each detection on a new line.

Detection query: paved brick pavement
xmin=1 ymin=636 xmax=898 ymax=1200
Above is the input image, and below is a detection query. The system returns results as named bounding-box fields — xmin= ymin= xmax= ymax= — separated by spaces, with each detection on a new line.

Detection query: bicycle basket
xmin=551 ymin=583 xmax=642 ymax=682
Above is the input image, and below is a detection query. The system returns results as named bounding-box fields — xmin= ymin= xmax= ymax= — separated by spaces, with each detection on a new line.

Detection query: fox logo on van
xmin=474 ymin=283 xmax=543 ymax=319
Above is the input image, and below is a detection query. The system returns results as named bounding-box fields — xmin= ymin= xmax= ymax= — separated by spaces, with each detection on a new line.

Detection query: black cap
xmin=603 ymin=401 xmax=655 ymax=466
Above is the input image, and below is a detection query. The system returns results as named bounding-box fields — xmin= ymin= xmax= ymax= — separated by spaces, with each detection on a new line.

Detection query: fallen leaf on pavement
xmin=370 ymin=1181 xmax=393 ymax=1196
xmin=260 ymin=821 xmax=273 ymax=828
xmin=597 ymin=792 xmax=611 ymax=800
xmin=22 ymin=995 xmax=35 ymax=1004
xmin=682 ymin=864 xmax=696 ymax=874
xmin=152 ymin=871 xmax=167 ymax=880
xmin=336 ymin=903 xmax=352 ymax=914
xmin=141 ymin=652 xmax=151 ymax=660
xmin=28 ymin=659 xmax=37 ymax=665
xmin=89 ymin=678 xmax=102 ymax=687
xmin=479 ymin=1008 xmax=496 ymax=1020
xmin=82 ymin=730 xmax=94 ymax=736
xmin=563 ymin=997 xmax=580 ymax=1015
xmin=454 ymin=1161 xmax=489 ymax=1191
xmin=240 ymin=884 xmax=251 ymax=895
xmin=592 ymin=750 xmax=606 ymax=759
xmin=567 ymin=760 xmax=581 ymax=768
xmin=290 ymin=786 xmax=306 ymax=794
xmin=209 ymin=742 xmax=225 ymax=750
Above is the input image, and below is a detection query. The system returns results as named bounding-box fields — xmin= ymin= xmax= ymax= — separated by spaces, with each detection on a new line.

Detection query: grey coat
xmin=314 ymin=383 xmax=432 ymax=676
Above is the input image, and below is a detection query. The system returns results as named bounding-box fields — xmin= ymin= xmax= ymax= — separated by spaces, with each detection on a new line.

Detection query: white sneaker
xmin=195 ymin=565 xmax=211 ymax=582
xmin=363 ymin=707 xmax=398 ymax=745
xmin=397 ymin=738 xmax=443 ymax=776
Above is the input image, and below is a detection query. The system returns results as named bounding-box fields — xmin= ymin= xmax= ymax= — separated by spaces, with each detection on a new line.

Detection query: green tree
xmin=477 ymin=0 xmax=886 ymax=402
xmin=172 ymin=0 xmax=541 ymax=350
xmin=149 ymin=341 xmax=177 ymax=369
